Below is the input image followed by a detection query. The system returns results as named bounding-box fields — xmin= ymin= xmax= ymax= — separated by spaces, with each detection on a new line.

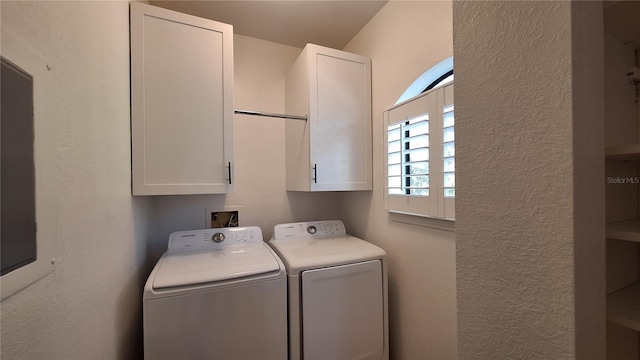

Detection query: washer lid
xmin=152 ymin=227 xmax=281 ymax=289
xmin=153 ymin=244 xmax=281 ymax=289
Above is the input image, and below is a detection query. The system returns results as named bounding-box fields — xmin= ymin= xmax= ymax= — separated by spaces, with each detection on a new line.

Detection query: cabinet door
xmin=310 ymin=46 xmax=372 ymax=191
xmin=131 ymin=3 xmax=234 ymax=195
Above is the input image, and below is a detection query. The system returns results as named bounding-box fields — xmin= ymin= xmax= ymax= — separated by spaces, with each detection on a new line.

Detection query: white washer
xmin=143 ymin=226 xmax=287 ymax=360
xmin=269 ymin=220 xmax=389 ymax=360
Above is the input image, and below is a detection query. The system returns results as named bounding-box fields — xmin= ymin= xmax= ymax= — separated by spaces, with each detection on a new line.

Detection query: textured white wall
xmin=340 ymin=2 xmax=458 ymax=359
xmin=4 ymin=2 xmax=606 ymax=358
xmin=0 ymin=5 xmax=340 ymax=358
xmin=1 ymin=1 xmax=152 ymax=358
xmin=454 ymin=1 xmax=605 ymax=359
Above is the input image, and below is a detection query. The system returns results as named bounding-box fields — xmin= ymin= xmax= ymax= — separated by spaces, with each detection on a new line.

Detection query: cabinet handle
xmin=228 ymin=162 xmax=232 ymax=185
xmin=313 ymin=164 xmax=317 ymax=183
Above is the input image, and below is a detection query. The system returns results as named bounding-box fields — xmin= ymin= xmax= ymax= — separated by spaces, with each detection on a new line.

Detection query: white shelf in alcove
xmin=605 ymin=144 xmax=640 ymax=161
xmin=606 ymin=220 xmax=640 ymax=242
xmin=607 ymin=282 xmax=640 ymax=332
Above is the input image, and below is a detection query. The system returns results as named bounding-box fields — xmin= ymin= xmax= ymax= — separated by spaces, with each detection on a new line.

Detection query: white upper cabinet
xmin=286 ymin=44 xmax=372 ymax=192
xmin=130 ymin=3 xmax=234 ymax=195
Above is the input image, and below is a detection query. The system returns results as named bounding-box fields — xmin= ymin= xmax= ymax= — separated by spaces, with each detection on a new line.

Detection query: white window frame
xmin=384 ymin=83 xmax=454 ymax=221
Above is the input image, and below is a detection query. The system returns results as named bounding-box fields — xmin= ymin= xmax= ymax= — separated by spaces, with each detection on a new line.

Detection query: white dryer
xmin=143 ymin=226 xmax=287 ymax=360
xmin=269 ymin=220 xmax=389 ymax=360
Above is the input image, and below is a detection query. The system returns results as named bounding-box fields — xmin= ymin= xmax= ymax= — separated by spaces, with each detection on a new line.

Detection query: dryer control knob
xmin=212 ymin=233 xmax=225 ymax=243
xmin=307 ymin=226 xmax=317 ymax=235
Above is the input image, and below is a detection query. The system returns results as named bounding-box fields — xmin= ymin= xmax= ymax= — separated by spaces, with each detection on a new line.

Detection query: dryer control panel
xmin=273 ymin=220 xmax=346 ymax=239
xmin=168 ymin=226 xmax=263 ymax=252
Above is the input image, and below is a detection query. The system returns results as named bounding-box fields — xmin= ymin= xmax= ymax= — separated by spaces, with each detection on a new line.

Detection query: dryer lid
xmin=269 ymin=221 xmax=386 ymax=275
xmin=152 ymin=227 xmax=281 ymax=289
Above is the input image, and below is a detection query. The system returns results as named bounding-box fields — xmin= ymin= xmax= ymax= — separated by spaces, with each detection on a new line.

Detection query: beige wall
xmin=0 ymin=4 xmax=340 ymax=358
xmin=1 ymin=1 xmax=152 ymax=358
xmin=1 ymin=1 xmax=460 ymax=358
xmin=454 ymin=1 xmax=605 ymax=359
xmin=5 ymin=1 xmax=608 ymax=359
xmin=340 ymin=1 xmax=458 ymax=359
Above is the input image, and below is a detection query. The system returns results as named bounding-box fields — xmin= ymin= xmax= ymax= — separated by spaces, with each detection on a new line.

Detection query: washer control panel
xmin=273 ymin=220 xmax=346 ymax=239
xmin=167 ymin=226 xmax=263 ymax=252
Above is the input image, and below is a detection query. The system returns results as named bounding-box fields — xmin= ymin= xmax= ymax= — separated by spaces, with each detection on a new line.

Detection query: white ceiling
xmin=148 ymin=0 xmax=388 ymax=49
xmin=148 ymin=1 xmax=639 ymax=52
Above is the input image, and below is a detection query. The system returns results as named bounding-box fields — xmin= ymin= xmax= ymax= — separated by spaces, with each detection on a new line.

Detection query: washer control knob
xmin=212 ymin=233 xmax=225 ymax=243
xmin=307 ymin=226 xmax=317 ymax=235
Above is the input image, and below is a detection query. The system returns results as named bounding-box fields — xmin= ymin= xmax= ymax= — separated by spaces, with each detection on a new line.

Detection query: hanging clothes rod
xmin=234 ymin=109 xmax=307 ymax=121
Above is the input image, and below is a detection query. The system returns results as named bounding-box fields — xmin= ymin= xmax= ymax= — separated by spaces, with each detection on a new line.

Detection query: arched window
xmin=384 ymin=57 xmax=455 ymax=220
xmin=396 ymin=56 xmax=453 ymax=104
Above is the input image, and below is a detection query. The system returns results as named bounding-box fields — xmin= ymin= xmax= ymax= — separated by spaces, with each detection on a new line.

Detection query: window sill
xmin=389 ymin=211 xmax=455 ymax=232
